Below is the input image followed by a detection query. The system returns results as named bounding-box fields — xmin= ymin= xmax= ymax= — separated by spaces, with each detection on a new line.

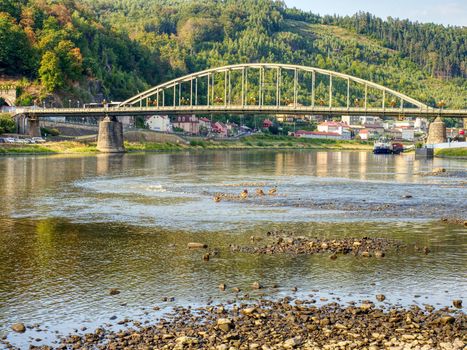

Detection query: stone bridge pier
xmin=16 ymin=115 xmax=41 ymax=137
xmin=96 ymin=115 xmax=125 ymax=153
xmin=426 ymin=116 xmax=447 ymax=144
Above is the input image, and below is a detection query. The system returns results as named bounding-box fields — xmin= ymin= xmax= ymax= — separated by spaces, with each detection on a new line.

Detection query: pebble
xmin=231 ymin=233 xmax=403 ymax=257
xmin=51 ymin=299 xmax=467 ymax=349
xmin=376 ymin=294 xmax=386 ymax=302
xmin=109 ymin=288 xmax=120 ymax=296
xmin=188 ymin=242 xmax=208 ymax=249
xmin=252 ymin=281 xmax=262 ymax=290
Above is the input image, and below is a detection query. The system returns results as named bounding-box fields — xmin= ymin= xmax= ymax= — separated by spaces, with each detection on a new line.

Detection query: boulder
xmin=217 ymin=318 xmax=233 ymax=332
xmin=11 ymin=323 xmax=26 ymax=333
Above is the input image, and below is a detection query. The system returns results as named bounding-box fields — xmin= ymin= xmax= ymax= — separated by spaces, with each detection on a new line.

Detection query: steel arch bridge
xmin=120 ymin=63 xmax=429 ymax=112
xmin=13 ymin=63 xmax=467 ymax=118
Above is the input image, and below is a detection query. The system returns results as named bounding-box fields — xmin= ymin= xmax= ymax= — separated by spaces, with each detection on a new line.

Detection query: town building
xmin=317 ymin=121 xmax=352 ymax=139
xmin=360 ymin=116 xmax=382 ymax=126
xmin=199 ymin=117 xmax=212 ymax=135
xmin=262 ymin=119 xmax=273 ymax=129
xmin=341 ymin=115 xmax=360 ymax=126
xmin=145 ymin=115 xmax=172 ymax=132
xmin=211 ymin=122 xmax=228 ymax=137
xmin=294 ymin=130 xmax=348 ymax=140
xmin=172 ymin=115 xmax=199 ymax=134
xmin=414 ymin=117 xmax=428 ymax=132
xmin=358 ymin=129 xmax=380 ymax=140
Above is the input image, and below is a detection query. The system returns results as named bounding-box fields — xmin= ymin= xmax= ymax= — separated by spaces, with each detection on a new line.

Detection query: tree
xmin=39 ymin=51 xmax=63 ymax=92
xmin=55 ymin=40 xmax=83 ymax=80
xmin=0 ymin=0 xmax=27 ymax=21
xmin=0 ymin=12 xmax=35 ymax=76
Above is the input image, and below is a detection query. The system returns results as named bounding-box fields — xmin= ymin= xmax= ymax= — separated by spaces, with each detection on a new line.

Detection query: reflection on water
xmin=0 ymin=151 xmax=465 ymax=347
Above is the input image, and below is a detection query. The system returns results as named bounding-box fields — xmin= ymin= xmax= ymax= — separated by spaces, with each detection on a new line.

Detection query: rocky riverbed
xmin=230 ymin=231 xmax=406 ymax=257
xmin=11 ymin=299 xmax=465 ymax=350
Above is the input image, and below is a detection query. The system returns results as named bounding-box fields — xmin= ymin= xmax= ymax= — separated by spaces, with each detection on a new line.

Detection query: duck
xmin=240 ymin=189 xmax=248 ymax=199
xmin=256 ymin=188 xmax=265 ymax=196
xmin=213 ymin=195 xmax=222 ymax=202
xmin=268 ymin=186 xmax=277 ymax=195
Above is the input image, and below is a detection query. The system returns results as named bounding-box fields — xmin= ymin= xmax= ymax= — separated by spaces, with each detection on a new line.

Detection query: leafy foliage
xmin=0 ymin=113 xmax=15 ymax=133
xmin=0 ymin=0 xmax=465 ymax=109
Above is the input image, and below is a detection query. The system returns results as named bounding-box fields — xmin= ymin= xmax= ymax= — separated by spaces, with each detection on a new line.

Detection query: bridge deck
xmin=10 ymin=106 xmax=467 ymax=118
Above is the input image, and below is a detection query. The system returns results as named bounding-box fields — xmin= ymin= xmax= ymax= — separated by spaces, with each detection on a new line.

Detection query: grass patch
xmin=0 ymin=145 xmax=54 ymax=154
xmin=0 ymin=134 xmax=373 ymax=155
xmin=435 ymin=147 xmax=467 ymax=158
xmin=124 ymin=141 xmax=185 ymax=152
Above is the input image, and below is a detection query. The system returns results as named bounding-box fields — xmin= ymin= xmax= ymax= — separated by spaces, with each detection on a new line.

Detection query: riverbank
xmin=0 ymin=135 xmax=372 ymax=155
xmin=13 ymin=299 xmax=465 ymax=350
xmin=434 ymin=147 xmax=467 ymax=159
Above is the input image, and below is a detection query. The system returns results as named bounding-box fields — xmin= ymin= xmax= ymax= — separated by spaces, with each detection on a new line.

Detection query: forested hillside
xmin=0 ymin=0 xmax=465 ymax=108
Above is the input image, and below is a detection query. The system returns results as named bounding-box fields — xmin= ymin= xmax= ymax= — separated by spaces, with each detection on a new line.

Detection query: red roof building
xmin=263 ymin=119 xmax=273 ymax=128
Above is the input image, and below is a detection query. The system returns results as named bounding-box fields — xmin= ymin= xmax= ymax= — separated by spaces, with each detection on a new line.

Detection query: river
xmin=0 ymin=150 xmax=465 ymax=348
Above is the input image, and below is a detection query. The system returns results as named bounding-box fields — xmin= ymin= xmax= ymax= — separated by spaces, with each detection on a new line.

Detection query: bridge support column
xmin=426 ymin=116 xmax=446 ymax=145
xmin=96 ymin=115 xmax=125 ymax=153
xmin=27 ymin=117 xmax=41 ymax=137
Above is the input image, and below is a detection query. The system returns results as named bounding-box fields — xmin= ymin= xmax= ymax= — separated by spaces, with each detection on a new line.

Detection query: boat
xmin=373 ymin=138 xmax=392 ymax=154
xmin=373 ymin=138 xmax=403 ymax=154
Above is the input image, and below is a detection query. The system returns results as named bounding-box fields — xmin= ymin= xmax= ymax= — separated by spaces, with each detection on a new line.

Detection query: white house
xmin=295 ymin=130 xmax=349 ymax=140
xmin=341 ymin=115 xmax=360 ymax=126
xmin=400 ymin=128 xmax=415 ymax=141
xmin=414 ymin=118 xmax=428 ymax=132
xmin=318 ymin=121 xmax=351 ymax=138
xmin=360 ymin=116 xmax=382 ymax=126
xmin=145 ymin=115 xmax=172 ymax=132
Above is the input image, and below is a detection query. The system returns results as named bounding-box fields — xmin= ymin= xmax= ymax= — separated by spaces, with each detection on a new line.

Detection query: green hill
xmin=0 ymin=0 xmax=465 ymax=111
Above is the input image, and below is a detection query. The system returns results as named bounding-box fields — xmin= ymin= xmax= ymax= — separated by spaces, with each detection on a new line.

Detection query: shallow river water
xmin=0 ymin=150 xmax=465 ymax=348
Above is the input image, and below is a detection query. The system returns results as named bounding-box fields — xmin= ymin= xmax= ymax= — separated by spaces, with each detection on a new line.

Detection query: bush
xmin=40 ymin=127 xmax=60 ymax=136
xmin=0 ymin=114 xmax=16 ymax=134
xmin=190 ymin=140 xmax=206 ymax=148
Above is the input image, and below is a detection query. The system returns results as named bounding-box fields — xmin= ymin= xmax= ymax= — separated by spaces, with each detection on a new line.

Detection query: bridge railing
xmin=18 ymin=105 xmax=467 ymax=118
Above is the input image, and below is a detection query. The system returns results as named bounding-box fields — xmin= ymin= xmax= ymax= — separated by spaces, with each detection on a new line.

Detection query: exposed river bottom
xmin=0 ymin=151 xmax=465 ymax=349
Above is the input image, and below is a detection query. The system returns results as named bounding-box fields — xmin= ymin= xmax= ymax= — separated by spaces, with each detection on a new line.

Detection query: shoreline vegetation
xmin=0 ymin=135 xmax=373 ymax=155
xmin=1 ymin=136 xmax=466 ymax=158
xmin=434 ymin=148 xmax=467 ymax=159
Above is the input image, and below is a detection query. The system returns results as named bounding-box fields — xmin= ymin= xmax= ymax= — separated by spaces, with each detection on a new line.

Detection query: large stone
xmin=283 ymin=337 xmax=302 ymax=348
xmin=97 ymin=116 xmax=125 ymax=153
xmin=426 ymin=117 xmax=446 ymax=145
xmin=217 ymin=318 xmax=233 ymax=332
xmin=11 ymin=323 xmax=26 ymax=333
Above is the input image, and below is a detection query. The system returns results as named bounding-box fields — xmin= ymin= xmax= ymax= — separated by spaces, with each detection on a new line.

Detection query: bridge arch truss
xmin=119 ymin=63 xmax=431 ymax=114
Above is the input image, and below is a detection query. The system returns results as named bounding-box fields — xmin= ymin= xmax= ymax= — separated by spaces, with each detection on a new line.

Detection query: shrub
xmin=0 ymin=114 xmax=15 ymax=134
xmin=40 ymin=127 xmax=60 ymax=136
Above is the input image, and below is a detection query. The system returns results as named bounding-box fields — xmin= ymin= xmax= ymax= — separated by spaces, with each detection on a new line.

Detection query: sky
xmin=284 ymin=0 xmax=467 ymax=26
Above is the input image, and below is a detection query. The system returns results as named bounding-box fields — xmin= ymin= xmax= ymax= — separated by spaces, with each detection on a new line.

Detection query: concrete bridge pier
xmin=16 ymin=115 xmax=41 ymax=137
xmin=28 ymin=117 xmax=41 ymax=137
xmin=96 ymin=115 xmax=125 ymax=153
xmin=426 ymin=116 xmax=447 ymax=145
